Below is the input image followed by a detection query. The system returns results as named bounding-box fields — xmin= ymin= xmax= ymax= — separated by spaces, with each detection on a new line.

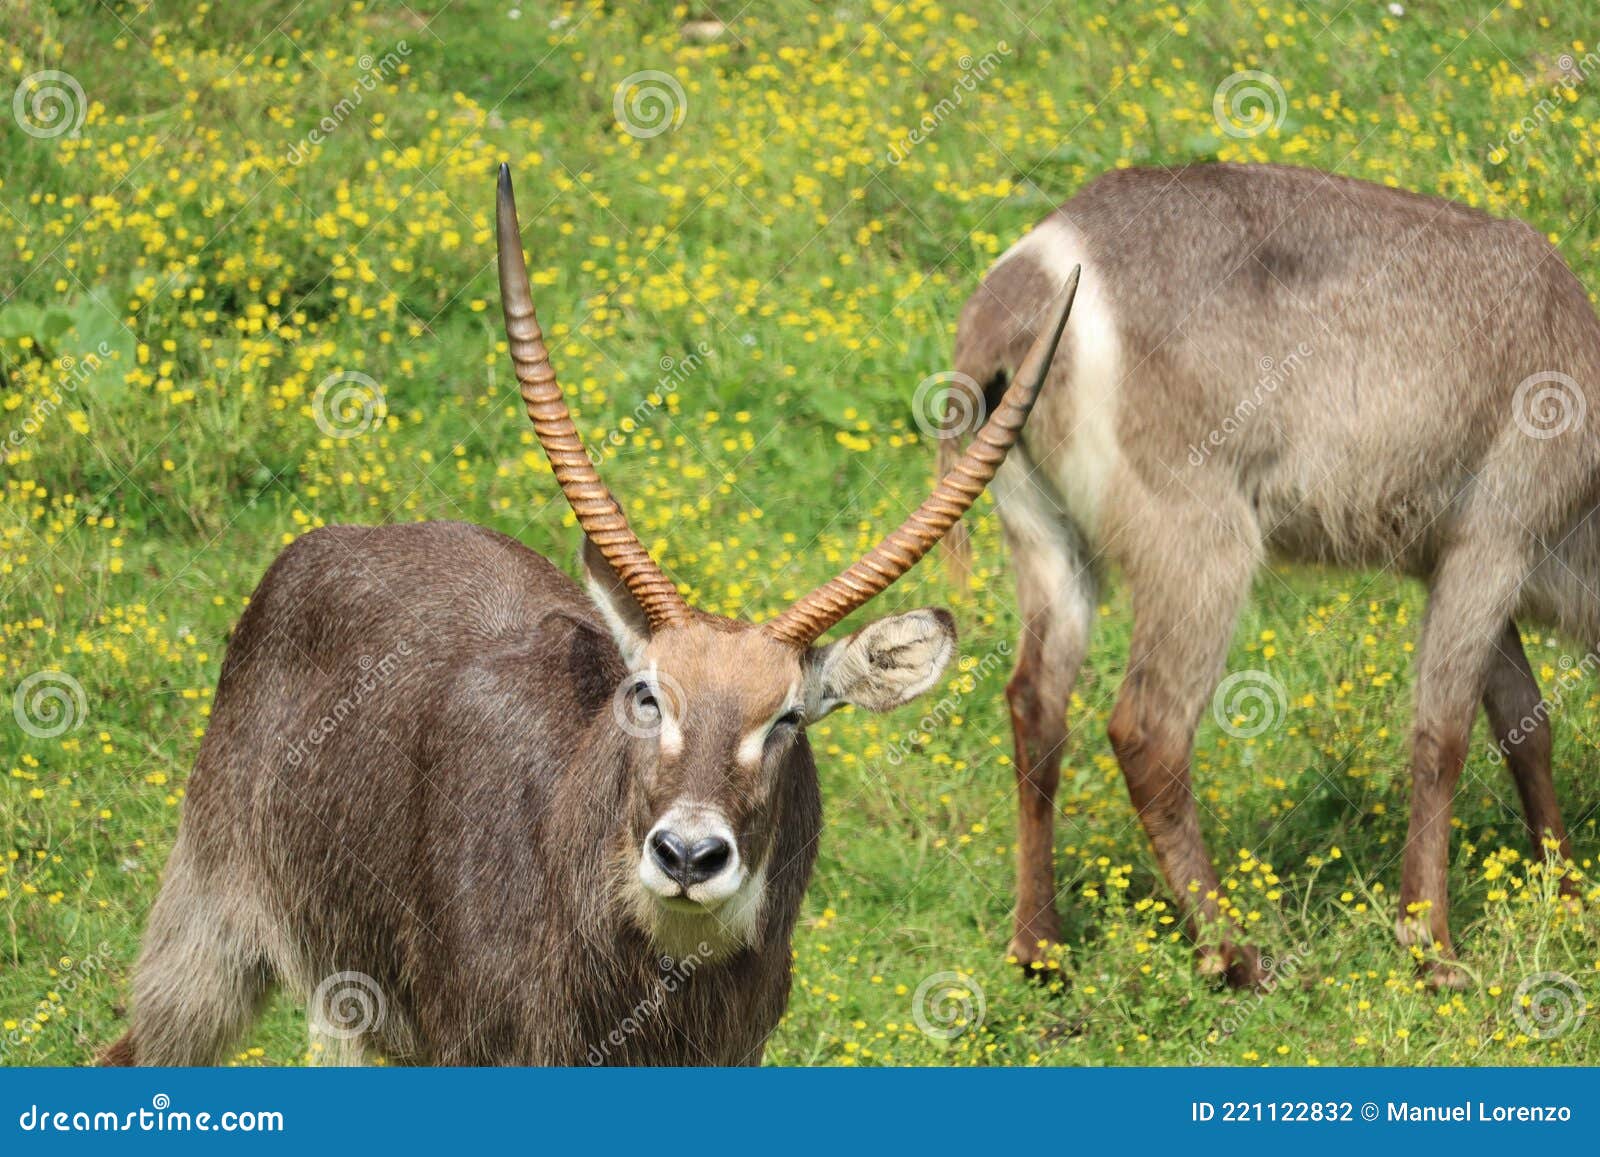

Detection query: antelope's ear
xmin=581 ymin=535 xmax=651 ymax=668
xmin=803 ymin=608 xmax=956 ymax=717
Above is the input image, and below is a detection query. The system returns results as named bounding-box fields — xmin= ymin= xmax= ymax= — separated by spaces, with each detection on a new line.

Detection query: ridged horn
xmin=496 ymin=163 xmax=691 ymax=631
xmin=763 ymin=268 xmax=1079 ymax=646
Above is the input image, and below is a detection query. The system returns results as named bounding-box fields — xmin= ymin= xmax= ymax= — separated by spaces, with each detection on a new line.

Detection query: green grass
xmin=2 ymin=0 xmax=1597 ymax=1066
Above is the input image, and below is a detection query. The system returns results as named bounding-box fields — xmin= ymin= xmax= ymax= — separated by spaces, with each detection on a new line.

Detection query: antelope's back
xmin=961 ymin=162 xmax=1600 ymax=569
xmin=175 ymin=520 xmax=623 ymax=994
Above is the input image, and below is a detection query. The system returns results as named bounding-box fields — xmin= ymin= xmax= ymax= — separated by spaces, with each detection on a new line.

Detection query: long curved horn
xmin=496 ymin=163 xmax=691 ymax=631
xmin=764 ymin=268 xmax=1079 ymax=647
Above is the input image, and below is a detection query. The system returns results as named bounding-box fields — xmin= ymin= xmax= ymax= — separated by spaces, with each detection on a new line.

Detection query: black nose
xmin=649 ymin=831 xmax=732 ymax=888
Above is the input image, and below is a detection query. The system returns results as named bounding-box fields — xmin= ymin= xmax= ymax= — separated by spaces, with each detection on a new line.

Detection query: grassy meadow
xmin=3 ymin=0 xmax=1600 ymax=1066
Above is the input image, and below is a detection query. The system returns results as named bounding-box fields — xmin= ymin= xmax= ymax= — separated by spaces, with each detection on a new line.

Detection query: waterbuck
xmin=946 ymin=162 xmax=1590 ymax=988
xmin=101 ymin=165 xmax=1077 ymax=1066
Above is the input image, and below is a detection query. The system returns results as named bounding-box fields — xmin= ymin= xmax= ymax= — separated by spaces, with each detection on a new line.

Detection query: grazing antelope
xmin=947 ymin=162 xmax=1590 ymax=988
xmin=100 ymin=165 xmax=1077 ymax=1066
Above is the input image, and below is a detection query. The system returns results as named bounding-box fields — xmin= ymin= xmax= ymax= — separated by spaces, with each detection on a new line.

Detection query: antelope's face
xmin=584 ymin=541 xmax=956 ymax=952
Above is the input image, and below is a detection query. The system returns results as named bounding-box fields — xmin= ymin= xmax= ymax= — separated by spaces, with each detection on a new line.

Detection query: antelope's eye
xmin=631 ymin=680 xmax=661 ymax=721
xmin=772 ymin=709 xmax=804 ymax=734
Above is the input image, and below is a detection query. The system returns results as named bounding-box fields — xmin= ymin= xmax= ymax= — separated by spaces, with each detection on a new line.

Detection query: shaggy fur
xmin=105 ymin=511 xmax=960 ymax=1064
xmin=106 ymin=522 xmax=824 ymax=1065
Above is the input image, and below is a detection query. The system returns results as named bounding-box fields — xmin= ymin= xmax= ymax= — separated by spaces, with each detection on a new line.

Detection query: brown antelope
xmin=946 ymin=162 xmax=1590 ymax=988
xmin=99 ymin=165 xmax=1077 ymax=1066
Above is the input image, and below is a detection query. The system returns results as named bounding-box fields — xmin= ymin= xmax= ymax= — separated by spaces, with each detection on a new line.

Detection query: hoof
xmin=1423 ymin=960 xmax=1471 ymax=991
xmin=1200 ymin=944 xmax=1268 ymax=991
xmin=1558 ymin=874 xmax=1584 ymax=910
xmin=1008 ymin=929 xmax=1064 ymax=978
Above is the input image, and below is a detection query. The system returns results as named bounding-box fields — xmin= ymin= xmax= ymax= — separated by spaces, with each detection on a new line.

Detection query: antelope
xmin=99 ymin=165 xmax=1077 ymax=1066
xmin=946 ymin=162 xmax=1591 ymax=989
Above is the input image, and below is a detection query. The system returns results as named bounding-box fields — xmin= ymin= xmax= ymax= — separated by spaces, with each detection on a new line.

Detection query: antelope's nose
xmin=648 ymin=830 xmax=732 ymax=887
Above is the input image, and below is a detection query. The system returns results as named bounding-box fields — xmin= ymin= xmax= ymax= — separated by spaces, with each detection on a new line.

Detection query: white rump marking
xmin=993 ymin=216 xmax=1123 ymax=538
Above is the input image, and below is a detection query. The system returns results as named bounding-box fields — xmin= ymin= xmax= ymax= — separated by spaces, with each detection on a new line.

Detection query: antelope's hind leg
xmin=1105 ymin=491 xmax=1264 ymax=989
xmin=997 ymin=460 xmax=1097 ymax=970
xmin=1479 ymin=620 xmax=1580 ymax=899
xmin=121 ymin=843 xmax=275 ymax=1065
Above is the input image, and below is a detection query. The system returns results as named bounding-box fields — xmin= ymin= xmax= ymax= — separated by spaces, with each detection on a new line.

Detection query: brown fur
xmin=109 ymin=505 xmax=962 ymax=1064
xmin=112 ymin=522 xmax=822 ymax=1065
xmin=952 ymin=163 xmax=1589 ymax=986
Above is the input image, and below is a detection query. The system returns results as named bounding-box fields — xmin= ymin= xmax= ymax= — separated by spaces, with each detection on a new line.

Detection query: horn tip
xmin=496 ymin=163 xmax=519 ymax=249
